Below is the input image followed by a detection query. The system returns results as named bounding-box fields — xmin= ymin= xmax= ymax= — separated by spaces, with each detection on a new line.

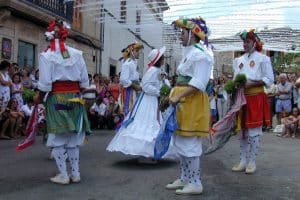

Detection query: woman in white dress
xmin=107 ymin=47 xmax=177 ymax=160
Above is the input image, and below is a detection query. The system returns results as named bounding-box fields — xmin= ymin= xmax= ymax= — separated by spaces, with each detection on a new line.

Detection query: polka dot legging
xmin=179 ymin=155 xmax=201 ymax=186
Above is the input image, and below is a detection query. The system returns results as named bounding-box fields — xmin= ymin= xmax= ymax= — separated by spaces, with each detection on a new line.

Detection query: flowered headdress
xmin=45 ymin=19 xmax=71 ymax=58
xmin=174 ymin=17 xmax=209 ymax=46
xmin=121 ymin=42 xmax=144 ymax=59
xmin=240 ymin=29 xmax=263 ymax=52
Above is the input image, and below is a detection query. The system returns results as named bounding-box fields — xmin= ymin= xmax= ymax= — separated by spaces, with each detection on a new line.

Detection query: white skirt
xmin=106 ymin=94 xmax=178 ymax=159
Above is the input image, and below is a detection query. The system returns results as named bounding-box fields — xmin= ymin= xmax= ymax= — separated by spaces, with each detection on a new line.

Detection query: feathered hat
xmin=240 ymin=29 xmax=263 ymax=52
xmin=174 ymin=17 xmax=209 ymax=46
xmin=121 ymin=42 xmax=144 ymax=59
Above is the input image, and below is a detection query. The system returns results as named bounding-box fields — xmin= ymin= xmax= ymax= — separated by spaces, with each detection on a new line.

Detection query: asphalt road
xmin=0 ymin=130 xmax=299 ymax=200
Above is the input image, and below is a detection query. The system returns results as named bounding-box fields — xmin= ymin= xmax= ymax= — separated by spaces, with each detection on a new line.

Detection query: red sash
xmin=52 ymin=81 xmax=80 ymax=93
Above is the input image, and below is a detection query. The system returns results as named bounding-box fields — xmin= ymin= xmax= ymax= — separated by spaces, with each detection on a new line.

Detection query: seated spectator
xmin=89 ymin=97 xmax=106 ymax=129
xmin=282 ymin=108 xmax=299 ymax=138
xmin=105 ymin=95 xmax=122 ymax=129
xmin=0 ymin=98 xmax=24 ymax=139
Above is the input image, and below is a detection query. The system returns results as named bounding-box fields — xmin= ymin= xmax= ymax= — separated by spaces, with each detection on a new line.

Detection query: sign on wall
xmin=2 ymin=38 xmax=12 ymax=60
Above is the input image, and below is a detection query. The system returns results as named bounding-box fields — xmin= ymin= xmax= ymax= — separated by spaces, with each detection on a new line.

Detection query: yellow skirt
xmin=170 ymin=86 xmax=210 ymax=137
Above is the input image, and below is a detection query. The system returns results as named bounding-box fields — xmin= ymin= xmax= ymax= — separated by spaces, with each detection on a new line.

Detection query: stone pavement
xmin=0 ymin=131 xmax=299 ymax=200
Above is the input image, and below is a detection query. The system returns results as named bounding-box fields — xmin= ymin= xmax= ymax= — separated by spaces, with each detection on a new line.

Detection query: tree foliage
xmin=272 ymin=53 xmax=300 ymax=74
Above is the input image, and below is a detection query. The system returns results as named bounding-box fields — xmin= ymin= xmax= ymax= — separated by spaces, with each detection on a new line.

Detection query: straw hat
xmin=147 ymin=46 xmax=166 ymax=67
xmin=121 ymin=42 xmax=144 ymax=59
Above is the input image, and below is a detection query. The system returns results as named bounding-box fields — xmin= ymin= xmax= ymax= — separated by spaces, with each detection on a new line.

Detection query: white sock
xmin=52 ymin=146 xmax=68 ymax=177
xmin=185 ymin=156 xmax=201 ymax=186
xmin=249 ymin=136 xmax=260 ymax=166
xmin=67 ymin=147 xmax=80 ymax=177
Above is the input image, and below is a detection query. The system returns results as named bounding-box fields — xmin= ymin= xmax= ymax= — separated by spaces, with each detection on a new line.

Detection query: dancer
xmin=231 ymin=30 xmax=274 ymax=174
xmin=107 ymin=47 xmax=177 ymax=161
xmin=165 ymin=17 xmax=213 ymax=195
xmin=119 ymin=42 xmax=143 ymax=116
xmin=34 ymin=19 xmax=90 ymax=184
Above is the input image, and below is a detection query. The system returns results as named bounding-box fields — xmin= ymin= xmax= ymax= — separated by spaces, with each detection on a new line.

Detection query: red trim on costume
xmin=52 ymin=81 xmax=80 ymax=93
xmin=147 ymin=50 xmax=160 ymax=67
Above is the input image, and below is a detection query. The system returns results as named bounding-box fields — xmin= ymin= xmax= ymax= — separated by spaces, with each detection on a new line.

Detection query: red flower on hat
xmin=194 ymin=27 xmax=200 ymax=33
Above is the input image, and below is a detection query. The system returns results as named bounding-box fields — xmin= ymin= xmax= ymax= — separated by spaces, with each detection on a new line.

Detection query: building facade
xmin=0 ymin=0 xmax=101 ymax=73
xmin=79 ymin=0 xmax=169 ymax=77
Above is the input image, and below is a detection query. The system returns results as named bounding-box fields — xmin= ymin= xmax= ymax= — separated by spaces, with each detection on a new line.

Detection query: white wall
xmin=100 ymin=0 xmax=165 ymax=77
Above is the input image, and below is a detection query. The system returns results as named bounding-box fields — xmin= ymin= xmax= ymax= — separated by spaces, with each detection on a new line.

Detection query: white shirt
xmin=141 ymin=66 xmax=162 ymax=97
xmin=21 ymin=104 xmax=34 ymax=117
xmin=233 ymin=51 xmax=274 ymax=87
xmin=83 ymin=83 xmax=96 ymax=99
xmin=119 ymin=58 xmax=140 ymax=88
xmin=176 ymin=43 xmax=213 ymax=92
xmin=38 ymin=39 xmax=89 ymax=92
xmin=91 ymin=102 xmax=106 ymax=116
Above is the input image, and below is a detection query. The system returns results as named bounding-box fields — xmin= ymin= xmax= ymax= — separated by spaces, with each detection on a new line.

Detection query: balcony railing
xmin=23 ymin=0 xmax=73 ymax=22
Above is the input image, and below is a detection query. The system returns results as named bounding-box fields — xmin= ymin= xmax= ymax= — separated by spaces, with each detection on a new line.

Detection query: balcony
xmin=22 ymin=0 xmax=73 ymax=22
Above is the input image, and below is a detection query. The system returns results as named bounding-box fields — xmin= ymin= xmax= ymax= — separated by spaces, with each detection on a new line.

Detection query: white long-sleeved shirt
xmin=176 ymin=43 xmax=213 ymax=92
xmin=141 ymin=66 xmax=162 ymax=97
xmin=38 ymin=39 xmax=89 ymax=92
xmin=233 ymin=51 xmax=274 ymax=87
xmin=119 ymin=58 xmax=140 ymax=88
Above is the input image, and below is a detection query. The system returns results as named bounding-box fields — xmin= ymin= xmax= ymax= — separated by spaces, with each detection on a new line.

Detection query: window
xmin=18 ymin=41 xmax=35 ymax=68
xmin=73 ymin=0 xmax=82 ymax=30
xmin=136 ymin=10 xmax=141 ymax=36
xmin=120 ymin=0 xmax=127 ymax=23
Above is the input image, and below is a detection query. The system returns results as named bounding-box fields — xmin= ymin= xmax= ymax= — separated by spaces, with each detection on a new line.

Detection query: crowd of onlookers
xmin=1 ymin=58 xmax=299 ymax=139
xmin=206 ymin=72 xmax=300 ymax=137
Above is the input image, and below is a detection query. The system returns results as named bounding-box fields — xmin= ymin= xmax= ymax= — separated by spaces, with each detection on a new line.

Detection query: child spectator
xmin=89 ymin=97 xmax=107 ymax=129
xmin=0 ymin=98 xmax=24 ymax=139
xmin=282 ymin=108 xmax=299 ymax=138
xmin=105 ymin=95 xmax=122 ymax=129
xmin=11 ymin=72 xmax=24 ymax=110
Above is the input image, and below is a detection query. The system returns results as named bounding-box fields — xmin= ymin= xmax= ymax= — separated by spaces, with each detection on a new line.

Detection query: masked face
xmin=243 ymin=38 xmax=255 ymax=53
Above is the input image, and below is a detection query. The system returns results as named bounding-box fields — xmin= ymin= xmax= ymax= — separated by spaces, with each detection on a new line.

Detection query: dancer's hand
xmin=169 ymin=96 xmax=180 ymax=105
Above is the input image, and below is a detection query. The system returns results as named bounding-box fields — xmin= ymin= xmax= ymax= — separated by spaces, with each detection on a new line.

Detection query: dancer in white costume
xmin=107 ymin=47 xmax=177 ymax=160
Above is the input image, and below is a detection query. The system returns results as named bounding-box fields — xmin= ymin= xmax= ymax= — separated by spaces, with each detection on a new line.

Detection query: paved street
xmin=0 ymin=130 xmax=300 ymax=200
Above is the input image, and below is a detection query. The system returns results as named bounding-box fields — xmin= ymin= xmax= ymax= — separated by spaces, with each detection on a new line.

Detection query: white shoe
xmin=245 ymin=164 xmax=256 ymax=174
xmin=70 ymin=175 xmax=81 ymax=183
xmin=232 ymin=163 xmax=247 ymax=172
xmin=175 ymin=183 xmax=203 ymax=195
xmin=50 ymin=174 xmax=70 ymax=185
xmin=165 ymin=179 xmax=186 ymax=190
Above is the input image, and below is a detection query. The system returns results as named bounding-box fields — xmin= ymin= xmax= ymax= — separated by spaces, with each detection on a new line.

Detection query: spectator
xmin=105 ymin=95 xmax=121 ymax=129
xmin=108 ymin=75 xmax=120 ymax=102
xmin=89 ymin=97 xmax=106 ymax=129
xmin=0 ymin=98 xmax=24 ymax=139
xmin=216 ymin=76 xmax=228 ymax=120
xmin=282 ymin=107 xmax=299 ymax=138
xmin=0 ymin=60 xmax=12 ymax=108
xmin=161 ymin=71 xmax=171 ymax=88
xmin=11 ymin=72 xmax=24 ymax=110
xmin=32 ymin=69 xmax=39 ymax=89
xmin=21 ymin=68 xmax=33 ymax=90
xmin=275 ymin=73 xmax=293 ymax=123
xmin=295 ymin=76 xmax=300 ymax=110
xmin=82 ymin=74 xmax=97 ymax=112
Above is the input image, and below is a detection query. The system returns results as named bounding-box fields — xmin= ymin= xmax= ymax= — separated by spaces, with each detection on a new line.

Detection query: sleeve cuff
xmin=262 ymin=77 xmax=272 ymax=87
xmin=80 ymin=81 xmax=89 ymax=89
xmin=188 ymin=78 xmax=206 ymax=91
xmin=38 ymin=83 xmax=51 ymax=92
xmin=120 ymin=80 xmax=132 ymax=88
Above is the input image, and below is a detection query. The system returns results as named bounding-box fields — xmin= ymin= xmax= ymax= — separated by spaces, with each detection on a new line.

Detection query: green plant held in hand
xmin=22 ymin=89 xmax=37 ymax=103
